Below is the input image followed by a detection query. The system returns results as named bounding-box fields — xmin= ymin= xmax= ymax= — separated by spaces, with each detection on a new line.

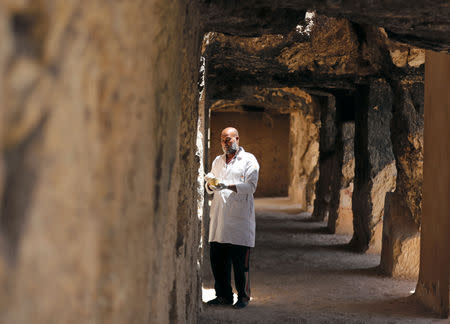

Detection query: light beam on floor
xmin=202 ymin=286 xmax=238 ymax=304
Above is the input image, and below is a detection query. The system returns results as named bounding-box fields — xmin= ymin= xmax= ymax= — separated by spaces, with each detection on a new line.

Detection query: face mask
xmin=222 ymin=141 xmax=239 ymax=154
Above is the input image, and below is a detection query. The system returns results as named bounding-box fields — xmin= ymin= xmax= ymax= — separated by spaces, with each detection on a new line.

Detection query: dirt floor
xmin=199 ymin=198 xmax=449 ymax=324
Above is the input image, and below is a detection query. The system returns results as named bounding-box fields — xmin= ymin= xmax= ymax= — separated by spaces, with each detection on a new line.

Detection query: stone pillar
xmin=289 ymin=110 xmax=320 ymax=211
xmin=351 ymin=79 xmax=396 ymax=253
xmin=312 ymin=95 xmax=340 ymax=221
xmin=328 ymin=121 xmax=355 ymax=235
xmin=415 ymin=50 xmax=450 ymax=318
xmin=380 ymin=79 xmax=423 ymax=278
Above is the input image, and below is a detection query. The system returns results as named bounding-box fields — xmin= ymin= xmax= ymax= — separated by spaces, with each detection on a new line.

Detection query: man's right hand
xmin=213 ymin=183 xmax=227 ymax=190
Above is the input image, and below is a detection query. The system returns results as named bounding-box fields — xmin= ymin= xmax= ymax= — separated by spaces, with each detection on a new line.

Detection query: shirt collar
xmin=222 ymin=146 xmax=244 ymax=162
xmin=236 ymin=146 xmax=244 ymax=159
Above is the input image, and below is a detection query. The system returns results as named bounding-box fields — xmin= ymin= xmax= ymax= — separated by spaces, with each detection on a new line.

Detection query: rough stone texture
xmin=312 ymin=95 xmax=340 ymax=222
xmin=381 ymin=192 xmax=421 ymax=279
xmin=209 ymin=111 xmax=290 ymax=197
xmin=288 ymin=109 xmax=320 ymax=211
xmin=203 ymin=16 xmax=429 ymax=100
xmin=331 ymin=122 xmax=355 ymax=235
xmin=390 ymin=80 xmax=424 ymax=224
xmin=380 ymin=79 xmax=424 ymax=278
xmin=204 ymin=17 xmax=380 ymax=98
xmin=202 ymin=5 xmax=306 ymax=37
xmin=415 ymin=51 xmax=450 ymax=318
xmin=174 ymin=15 xmax=204 ymax=323
xmin=335 ymin=183 xmax=354 ymax=235
xmin=209 ymin=86 xmax=316 ymax=115
xmin=202 ymin=1 xmax=450 ymax=51
xmin=0 ymin=1 xmax=203 ymax=323
xmin=351 ymin=79 xmax=396 ymax=253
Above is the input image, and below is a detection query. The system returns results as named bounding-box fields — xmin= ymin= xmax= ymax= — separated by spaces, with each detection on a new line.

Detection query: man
xmin=205 ymin=127 xmax=260 ymax=309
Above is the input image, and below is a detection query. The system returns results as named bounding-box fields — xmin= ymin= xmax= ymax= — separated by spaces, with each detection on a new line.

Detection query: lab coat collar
xmin=221 ymin=146 xmax=245 ymax=162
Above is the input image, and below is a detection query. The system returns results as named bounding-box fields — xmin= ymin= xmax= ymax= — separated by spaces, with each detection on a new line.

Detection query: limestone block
xmin=388 ymin=41 xmax=425 ymax=69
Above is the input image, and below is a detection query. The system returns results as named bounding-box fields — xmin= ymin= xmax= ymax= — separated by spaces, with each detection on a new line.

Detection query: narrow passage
xmin=199 ymin=198 xmax=446 ymax=323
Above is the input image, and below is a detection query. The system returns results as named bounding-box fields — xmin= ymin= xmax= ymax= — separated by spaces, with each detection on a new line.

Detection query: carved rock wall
xmin=0 ymin=1 xmax=202 ymax=323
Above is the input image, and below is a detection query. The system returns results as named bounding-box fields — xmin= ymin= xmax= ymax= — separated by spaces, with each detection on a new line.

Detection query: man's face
xmin=221 ymin=129 xmax=239 ymax=155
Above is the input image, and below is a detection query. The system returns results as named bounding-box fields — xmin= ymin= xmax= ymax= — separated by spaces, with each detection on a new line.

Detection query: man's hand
xmin=212 ymin=183 xmax=227 ymax=190
xmin=213 ymin=183 xmax=238 ymax=192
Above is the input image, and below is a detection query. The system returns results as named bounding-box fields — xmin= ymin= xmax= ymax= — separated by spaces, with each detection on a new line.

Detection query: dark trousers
xmin=210 ymin=242 xmax=251 ymax=302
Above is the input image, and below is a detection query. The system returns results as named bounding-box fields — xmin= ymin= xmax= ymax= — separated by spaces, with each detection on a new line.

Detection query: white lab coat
xmin=206 ymin=147 xmax=260 ymax=247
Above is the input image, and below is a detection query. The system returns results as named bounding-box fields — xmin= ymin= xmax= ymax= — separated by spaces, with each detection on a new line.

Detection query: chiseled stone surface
xmin=0 ymin=1 xmax=202 ymax=323
xmin=380 ymin=79 xmax=424 ymax=278
xmin=381 ymin=192 xmax=421 ymax=278
xmin=352 ymin=79 xmax=396 ymax=253
xmin=203 ymin=0 xmax=450 ymax=51
xmin=312 ymin=95 xmax=339 ymax=222
xmin=204 ymin=16 xmax=382 ymax=98
xmin=333 ymin=122 xmax=355 ymax=235
xmin=289 ymin=109 xmax=320 ymax=211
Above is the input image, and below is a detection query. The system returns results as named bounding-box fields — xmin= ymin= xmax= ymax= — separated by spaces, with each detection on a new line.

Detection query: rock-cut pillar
xmin=312 ymin=95 xmax=340 ymax=221
xmin=288 ymin=110 xmax=320 ymax=211
xmin=328 ymin=121 xmax=355 ymax=235
xmin=415 ymin=50 xmax=450 ymax=318
xmin=351 ymin=79 xmax=396 ymax=253
xmin=380 ymin=79 xmax=423 ymax=278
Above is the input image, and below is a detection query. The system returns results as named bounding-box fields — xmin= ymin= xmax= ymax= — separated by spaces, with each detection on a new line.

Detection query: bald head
xmin=221 ymin=127 xmax=240 ymax=155
xmin=221 ymin=127 xmax=239 ymax=137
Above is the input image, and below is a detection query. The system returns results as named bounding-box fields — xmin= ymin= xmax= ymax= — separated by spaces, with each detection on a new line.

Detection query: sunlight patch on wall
xmin=296 ymin=11 xmax=315 ymax=36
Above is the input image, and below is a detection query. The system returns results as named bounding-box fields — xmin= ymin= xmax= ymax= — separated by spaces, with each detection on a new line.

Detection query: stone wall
xmin=0 ymin=1 xmax=202 ymax=323
xmin=209 ymin=111 xmax=290 ymax=197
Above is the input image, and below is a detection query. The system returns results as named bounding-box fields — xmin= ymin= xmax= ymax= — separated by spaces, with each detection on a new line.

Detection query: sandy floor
xmin=199 ymin=198 xmax=448 ymax=323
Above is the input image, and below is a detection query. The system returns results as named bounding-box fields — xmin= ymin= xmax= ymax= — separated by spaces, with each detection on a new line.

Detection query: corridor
xmin=199 ymin=198 xmax=446 ymax=323
xmin=0 ymin=2 xmax=448 ymax=322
